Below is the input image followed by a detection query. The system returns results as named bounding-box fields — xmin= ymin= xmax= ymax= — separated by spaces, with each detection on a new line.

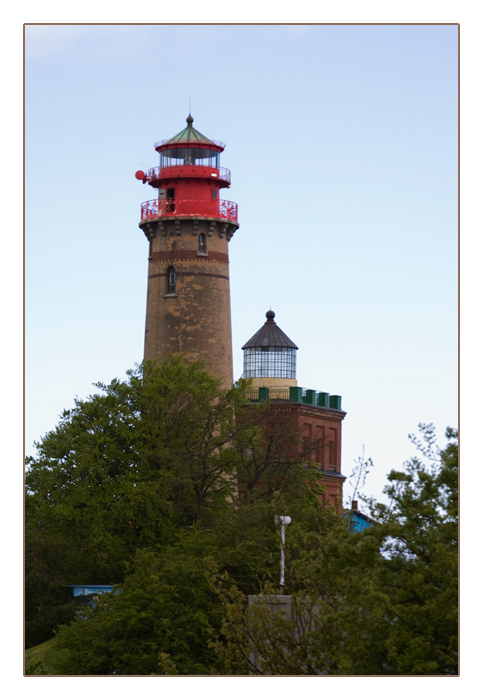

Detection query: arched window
xmin=198 ymin=233 xmax=207 ymax=254
xmin=167 ymin=266 xmax=176 ymax=294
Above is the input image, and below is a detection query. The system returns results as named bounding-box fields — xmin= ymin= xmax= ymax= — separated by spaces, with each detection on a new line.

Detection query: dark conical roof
xmin=242 ymin=311 xmax=298 ymax=350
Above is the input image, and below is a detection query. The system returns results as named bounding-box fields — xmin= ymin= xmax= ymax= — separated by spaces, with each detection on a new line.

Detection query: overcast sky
xmin=23 ymin=23 xmax=459 ymax=507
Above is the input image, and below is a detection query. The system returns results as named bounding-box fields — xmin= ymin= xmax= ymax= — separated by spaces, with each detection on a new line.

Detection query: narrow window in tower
xmin=212 ymin=189 xmax=217 ymax=199
xmin=198 ymin=233 xmax=207 ymax=255
xmin=167 ymin=266 xmax=176 ymax=295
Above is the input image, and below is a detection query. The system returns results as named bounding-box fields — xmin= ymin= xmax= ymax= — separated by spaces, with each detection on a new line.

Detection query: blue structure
xmin=344 ymin=501 xmax=375 ymax=532
xmin=68 ymin=585 xmax=114 ymax=597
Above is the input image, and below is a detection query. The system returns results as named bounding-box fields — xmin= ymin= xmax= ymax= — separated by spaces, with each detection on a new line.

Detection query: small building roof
xmin=344 ymin=508 xmax=376 ymax=524
xmin=319 ymin=469 xmax=347 ymax=479
xmin=242 ymin=311 xmax=298 ymax=350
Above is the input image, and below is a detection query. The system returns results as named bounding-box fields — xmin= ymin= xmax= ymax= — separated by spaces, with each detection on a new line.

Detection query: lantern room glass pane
xmin=160 ymin=147 xmax=220 ymax=168
xmin=243 ymin=347 xmax=297 ymax=379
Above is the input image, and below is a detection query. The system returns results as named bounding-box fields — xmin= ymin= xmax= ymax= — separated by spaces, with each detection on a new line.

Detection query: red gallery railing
xmin=140 ymin=198 xmax=238 ymax=223
xmin=147 ymin=165 xmax=231 ymax=184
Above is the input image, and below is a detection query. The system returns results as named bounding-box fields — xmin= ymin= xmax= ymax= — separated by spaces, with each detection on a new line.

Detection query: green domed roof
xmin=155 ymin=116 xmax=225 ymax=152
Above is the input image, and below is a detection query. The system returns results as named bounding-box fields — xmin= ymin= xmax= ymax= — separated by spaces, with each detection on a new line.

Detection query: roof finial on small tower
xmin=266 ymin=310 xmax=275 ymax=323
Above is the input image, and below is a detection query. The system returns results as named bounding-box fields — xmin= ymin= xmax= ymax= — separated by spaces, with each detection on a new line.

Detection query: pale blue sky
xmin=25 ymin=24 xmax=458 ymax=505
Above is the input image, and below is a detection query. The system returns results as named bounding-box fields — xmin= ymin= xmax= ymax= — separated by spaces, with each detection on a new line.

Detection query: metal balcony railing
xmin=140 ymin=198 xmax=238 ymax=223
xmin=147 ymin=165 xmax=231 ymax=184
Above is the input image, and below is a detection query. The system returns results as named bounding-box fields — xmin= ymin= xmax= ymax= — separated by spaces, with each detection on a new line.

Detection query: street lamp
xmin=275 ymin=515 xmax=291 ymax=594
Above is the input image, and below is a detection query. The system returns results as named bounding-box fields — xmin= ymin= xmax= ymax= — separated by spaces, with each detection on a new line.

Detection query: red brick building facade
xmin=242 ymin=311 xmax=346 ymax=508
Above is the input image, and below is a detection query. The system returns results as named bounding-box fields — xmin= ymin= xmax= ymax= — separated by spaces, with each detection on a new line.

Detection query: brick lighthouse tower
xmin=136 ymin=116 xmax=239 ymax=388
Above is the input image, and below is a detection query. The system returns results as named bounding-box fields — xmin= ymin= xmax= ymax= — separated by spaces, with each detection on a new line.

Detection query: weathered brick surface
xmin=254 ymin=402 xmax=346 ymax=509
xmin=295 ymin=403 xmax=346 ymax=509
xmin=151 ymin=250 xmax=229 ymax=264
xmin=140 ymin=217 xmax=238 ymax=389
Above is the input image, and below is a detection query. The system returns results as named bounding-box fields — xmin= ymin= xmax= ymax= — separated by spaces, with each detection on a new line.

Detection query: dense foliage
xmin=25 ymin=356 xmax=319 ymax=658
xmin=54 ymin=546 xmax=223 ymax=675
xmin=215 ymin=425 xmax=458 ymax=675
xmin=25 ymin=357 xmax=458 ymax=675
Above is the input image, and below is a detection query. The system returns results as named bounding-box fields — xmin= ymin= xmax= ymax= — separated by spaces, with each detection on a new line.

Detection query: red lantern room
xmin=137 ymin=115 xmax=238 ymax=223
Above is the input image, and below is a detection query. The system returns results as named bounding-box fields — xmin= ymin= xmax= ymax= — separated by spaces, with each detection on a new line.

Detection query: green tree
xmin=28 ymin=355 xmax=457 ymax=675
xmin=53 ymin=500 xmax=309 ymax=676
xmin=25 ymin=355 xmax=321 ymax=650
xmin=25 ymin=356 xmax=249 ymax=645
xmin=213 ymin=425 xmax=458 ymax=675
xmin=49 ymin=501 xmax=280 ymax=675
xmin=366 ymin=424 xmax=458 ymax=674
xmin=54 ymin=545 xmax=224 ymax=675
xmin=26 ymin=357 xmax=245 ymax=575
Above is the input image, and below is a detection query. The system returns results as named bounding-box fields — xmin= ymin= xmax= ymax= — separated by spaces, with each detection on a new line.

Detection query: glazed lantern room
xmin=155 ymin=117 xmax=224 ymax=168
xmin=157 ymin=143 xmax=221 ymax=169
xmin=242 ymin=311 xmax=298 ymax=380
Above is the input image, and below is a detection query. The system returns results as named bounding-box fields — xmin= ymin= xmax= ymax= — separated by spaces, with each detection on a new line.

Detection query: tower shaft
xmin=141 ymin=216 xmax=237 ymax=388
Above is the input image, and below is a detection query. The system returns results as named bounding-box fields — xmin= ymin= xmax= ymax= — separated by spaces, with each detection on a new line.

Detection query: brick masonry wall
xmin=265 ymin=403 xmax=346 ymax=509
xmin=140 ymin=217 xmax=238 ymax=389
xmin=295 ymin=404 xmax=346 ymax=508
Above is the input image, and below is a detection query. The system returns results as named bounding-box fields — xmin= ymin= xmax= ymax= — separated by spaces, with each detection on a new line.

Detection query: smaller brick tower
xmin=136 ymin=116 xmax=239 ymax=388
xmin=242 ymin=311 xmax=347 ymax=508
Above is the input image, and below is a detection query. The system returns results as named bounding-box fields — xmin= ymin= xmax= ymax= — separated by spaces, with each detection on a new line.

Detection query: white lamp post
xmin=275 ymin=515 xmax=291 ymax=594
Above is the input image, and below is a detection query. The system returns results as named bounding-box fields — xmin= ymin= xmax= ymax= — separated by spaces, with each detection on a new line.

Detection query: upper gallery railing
xmin=140 ymin=198 xmax=238 ymax=223
xmin=147 ymin=165 xmax=231 ymax=184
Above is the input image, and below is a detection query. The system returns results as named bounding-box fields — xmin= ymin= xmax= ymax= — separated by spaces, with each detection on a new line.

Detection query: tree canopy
xmin=215 ymin=424 xmax=458 ymax=675
xmin=25 ymin=355 xmax=321 ymax=651
xmin=25 ymin=357 xmax=458 ymax=675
